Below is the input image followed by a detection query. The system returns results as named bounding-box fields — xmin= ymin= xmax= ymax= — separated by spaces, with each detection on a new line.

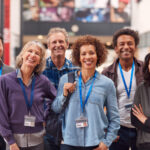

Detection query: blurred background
xmin=0 ymin=0 xmax=149 ymax=71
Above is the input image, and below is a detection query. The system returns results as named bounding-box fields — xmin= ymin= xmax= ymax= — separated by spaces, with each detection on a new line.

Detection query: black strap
xmin=61 ymin=72 xmax=75 ymax=113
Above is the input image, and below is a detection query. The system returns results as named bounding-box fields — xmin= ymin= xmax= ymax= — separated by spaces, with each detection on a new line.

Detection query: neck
xmin=119 ymin=59 xmax=134 ymax=71
xmin=51 ymin=55 xmax=65 ymax=70
xmin=81 ymin=69 xmax=95 ymax=83
xmin=20 ymin=66 xmax=33 ymax=85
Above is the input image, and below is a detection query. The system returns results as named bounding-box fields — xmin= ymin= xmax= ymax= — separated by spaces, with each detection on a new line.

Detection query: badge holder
xmin=24 ymin=111 xmax=36 ymax=127
xmin=76 ymin=115 xmax=88 ymax=128
xmin=125 ymin=103 xmax=133 ymax=112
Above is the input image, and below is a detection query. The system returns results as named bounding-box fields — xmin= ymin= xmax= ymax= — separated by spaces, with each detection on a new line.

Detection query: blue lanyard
xmin=79 ymin=71 xmax=97 ymax=113
xmin=18 ymin=77 xmax=35 ymax=112
xmin=0 ymin=66 xmax=2 ymax=76
xmin=119 ymin=61 xmax=134 ymax=99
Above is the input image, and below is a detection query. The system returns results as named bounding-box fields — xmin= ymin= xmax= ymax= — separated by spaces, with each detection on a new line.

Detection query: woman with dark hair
xmin=131 ymin=53 xmax=150 ymax=150
xmin=52 ymin=35 xmax=120 ymax=150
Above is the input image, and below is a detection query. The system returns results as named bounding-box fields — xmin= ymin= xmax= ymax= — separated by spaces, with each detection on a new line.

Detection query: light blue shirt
xmin=52 ymin=70 xmax=120 ymax=147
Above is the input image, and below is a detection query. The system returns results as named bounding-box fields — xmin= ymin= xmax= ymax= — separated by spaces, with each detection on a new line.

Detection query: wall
xmin=131 ymin=0 xmax=150 ymax=34
xmin=10 ymin=0 xmax=21 ymax=66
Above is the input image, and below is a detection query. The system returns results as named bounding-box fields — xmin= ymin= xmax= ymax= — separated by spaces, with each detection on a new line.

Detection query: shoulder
xmin=36 ymin=74 xmax=51 ymax=82
xmin=65 ymin=58 xmax=79 ymax=70
xmin=136 ymin=81 xmax=146 ymax=91
xmin=134 ymin=58 xmax=143 ymax=67
xmin=46 ymin=56 xmax=52 ymax=62
xmin=102 ymin=61 xmax=117 ymax=75
xmin=97 ymin=71 xmax=115 ymax=86
xmin=60 ymin=73 xmax=68 ymax=81
xmin=0 ymin=71 xmax=16 ymax=83
xmin=65 ymin=58 xmax=73 ymax=67
xmin=2 ymin=64 xmax=15 ymax=74
xmin=45 ymin=57 xmax=52 ymax=68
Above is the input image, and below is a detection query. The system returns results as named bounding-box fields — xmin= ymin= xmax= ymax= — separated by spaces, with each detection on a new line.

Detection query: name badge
xmin=24 ymin=115 xmax=36 ymax=127
xmin=125 ymin=103 xmax=133 ymax=112
xmin=76 ymin=116 xmax=88 ymax=128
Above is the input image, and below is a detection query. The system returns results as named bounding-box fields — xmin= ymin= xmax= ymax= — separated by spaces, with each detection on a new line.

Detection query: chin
xmin=83 ymin=66 xmax=95 ymax=70
xmin=26 ymin=64 xmax=36 ymax=69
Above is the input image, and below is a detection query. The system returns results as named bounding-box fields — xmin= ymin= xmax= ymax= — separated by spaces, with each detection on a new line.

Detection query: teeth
xmin=28 ymin=59 xmax=35 ymax=62
xmin=54 ymin=47 xmax=63 ymax=50
xmin=85 ymin=61 xmax=92 ymax=64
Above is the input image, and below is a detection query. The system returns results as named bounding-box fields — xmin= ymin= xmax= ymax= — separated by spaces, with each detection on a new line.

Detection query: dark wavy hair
xmin=143 ymin=53 xmax=150 ymax=85
xmin=113 ymin=28 xmax=139 ymax=48
xmin=72 ymin=35 xmax=107 ymax=67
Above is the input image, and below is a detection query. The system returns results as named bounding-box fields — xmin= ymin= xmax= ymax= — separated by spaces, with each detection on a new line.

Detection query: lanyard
xmin=79 ymin=71 xmax=97 ymax=113
xmin=18 ymin=77 xmax=35 ymax=112
xmin=119 ymin=61 xmax=134 ymax=99
xmin=0 ymin=66 xmax=2 ymax=76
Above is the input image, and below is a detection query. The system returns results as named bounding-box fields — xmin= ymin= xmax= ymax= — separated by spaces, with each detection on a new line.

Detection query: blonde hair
xmin=47 ymin=27 xmax=69 ymax=46
xmin=16 ymin=41 xmax=46 ymax=74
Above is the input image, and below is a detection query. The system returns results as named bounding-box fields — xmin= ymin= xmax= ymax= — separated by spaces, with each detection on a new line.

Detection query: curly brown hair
xmin=72 ymin=35 xmax=107 ymax=67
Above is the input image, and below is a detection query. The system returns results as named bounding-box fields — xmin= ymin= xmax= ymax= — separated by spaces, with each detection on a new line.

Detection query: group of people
xmin=0 ymin=27 xmax=150 ymax=150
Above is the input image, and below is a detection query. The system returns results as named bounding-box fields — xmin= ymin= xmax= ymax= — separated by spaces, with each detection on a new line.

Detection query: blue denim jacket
xmin=52 ymin=71 xmax=120 ymax=147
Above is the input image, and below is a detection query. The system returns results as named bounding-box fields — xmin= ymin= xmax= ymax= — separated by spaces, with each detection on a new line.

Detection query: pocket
xmin=88 ymin=90 xmax=106 ymax=106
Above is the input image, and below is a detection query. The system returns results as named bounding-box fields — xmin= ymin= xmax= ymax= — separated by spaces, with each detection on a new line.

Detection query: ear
xmin=114 ymin=46 xmax=118 ymax=54
xmin=48 ymin=44 xmax=51 ymax=51
xmin=66 ymin=42 xmax=69 ymax=49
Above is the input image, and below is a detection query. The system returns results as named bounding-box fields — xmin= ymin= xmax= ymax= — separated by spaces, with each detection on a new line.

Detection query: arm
xmin=94 ymin=142 xmax=108 ymax=150
xmin=0 ymin=78 xmax=16 ymax=145
xmin=101 ymin=81 xmax=120 ymax=147
xmin=44 ymin=77 xmax=57 ymax=120
xmin=145 ymin=118 xmax=150 ymax=128
xmin=10 ymin=143 xmax=20 ymax=150
xmin=132 ymin=104 xmax=147 ymax=124
xmin=52 ymin=75 xmax=68 ymax=113
xmin=110 ymin=6 xmax=116 ymax=22
xmin=52 ymin=74 xmax=76 ymax=113
xmin=131 ymin=84 xmax=150 ymax=132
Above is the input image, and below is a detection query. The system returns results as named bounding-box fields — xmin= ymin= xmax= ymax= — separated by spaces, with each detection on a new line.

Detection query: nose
xmin=31 ymin=52 xmax=36 ymax=57
xmin=85 ymin=53 xmax=91 ymax=59
xmin=124 ymin=43 xmax=129 ymax=49
xmin=55 ymin=41 xmax=60 ymax=46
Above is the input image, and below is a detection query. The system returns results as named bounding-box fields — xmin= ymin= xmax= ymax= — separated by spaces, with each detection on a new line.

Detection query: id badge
xmin=125 ymin=103 xmax=132 ymax=112
xmin=24 ymin=114 xmax=36 ymax=127
xmin=76 ymin=116 xmax=88 ymax=128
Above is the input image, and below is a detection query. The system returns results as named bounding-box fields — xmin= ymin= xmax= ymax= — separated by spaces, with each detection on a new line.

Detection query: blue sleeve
xmin=102 ymin=81 xmax=120 ymax=147
xmin=52 ymin=74 xmax=68 ymax=113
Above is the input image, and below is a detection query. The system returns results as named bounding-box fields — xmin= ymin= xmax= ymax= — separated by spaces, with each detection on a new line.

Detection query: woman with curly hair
xmin=52 ymin=35 xmax=120 ymax=150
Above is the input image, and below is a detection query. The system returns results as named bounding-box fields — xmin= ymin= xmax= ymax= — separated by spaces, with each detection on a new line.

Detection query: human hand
xmin=113 ymin=136 xmax=120 ymax=142
xmin=10 ymin=143 xmax=20 ymax=150
xmin=43 ymin=121 xmax=46 ymax=127
xmin=132 ymin=104 xmax=147 ymax=124
xmin=93 ymin=142 xmax=108 ymax=150
xmin=63 ymin=81 xmax=76 ymax=97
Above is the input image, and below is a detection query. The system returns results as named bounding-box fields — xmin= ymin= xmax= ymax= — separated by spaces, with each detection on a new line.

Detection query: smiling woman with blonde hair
xmin=0 ymin=41 xmax=56 ymax=150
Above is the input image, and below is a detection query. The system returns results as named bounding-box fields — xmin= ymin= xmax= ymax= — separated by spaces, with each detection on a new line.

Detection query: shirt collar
xmin=75 ymin=70 xmax=100 ymax=81
xmin=16 ymin=69 xmax=34 ymax=86
xmin=47 ymin=56 xmax=71 ymax=70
